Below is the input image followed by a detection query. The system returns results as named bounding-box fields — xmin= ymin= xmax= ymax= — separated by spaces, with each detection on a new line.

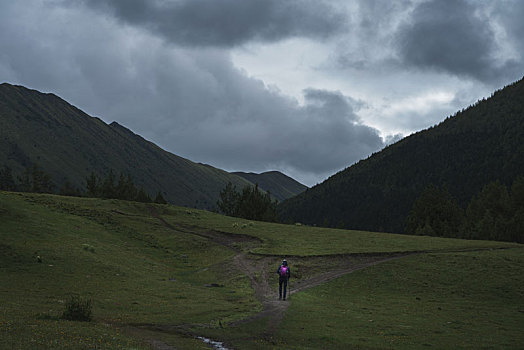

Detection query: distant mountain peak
xmin=233 ymin=171 xmax=307 ymax=201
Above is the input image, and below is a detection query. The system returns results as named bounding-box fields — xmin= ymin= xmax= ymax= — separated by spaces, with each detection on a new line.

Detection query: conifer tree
xmin=101 ymin=169 xmax=116 ymax=198
xmin=509 ymin=176 xmax=524 ymax=243
xmin=18 ymin=164 xmax=53 ymax=193
xmin=116 ymin=172 xmax=127 ymax=200
xmin=405 ymin=185 xmax=464 ymax=237
xmin=217 ymin=182 xmax=240 ymax=216
xmin=19 ymin=167 xmax=32 ymax=192
xmin=0 ymin=166 xmax=16 ymax=191
xmin=123 ymin=174 xmax=138 ymax=200
xmin=136 ymin=186 xmax=152 ymax=203
xmin=85 ymin=171 xmax=100 ymax=197
xmin=462 ymin=181 xmax=511 ymax=241
xmin=154 ymin=190 xmax=167 ymax=204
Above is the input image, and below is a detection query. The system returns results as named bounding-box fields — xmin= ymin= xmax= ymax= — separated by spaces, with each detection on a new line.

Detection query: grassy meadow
xmin=0 ymin=191 xmax=522 ymax=349
xmin=277 ymin=249 xmax=524 ymax=349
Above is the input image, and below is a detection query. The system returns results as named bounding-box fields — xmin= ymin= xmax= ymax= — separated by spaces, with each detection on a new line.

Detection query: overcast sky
xmin=1 ymin=0 xmax=523 ymax=186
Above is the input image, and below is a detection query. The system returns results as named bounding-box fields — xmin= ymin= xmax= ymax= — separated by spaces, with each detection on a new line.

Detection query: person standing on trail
xmin=277 ymin=259 xmax=291 ymax=300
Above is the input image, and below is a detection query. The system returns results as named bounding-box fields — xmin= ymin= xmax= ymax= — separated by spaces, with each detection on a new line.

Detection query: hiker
xmin=277 ymin=259 xmax=291 ymax=300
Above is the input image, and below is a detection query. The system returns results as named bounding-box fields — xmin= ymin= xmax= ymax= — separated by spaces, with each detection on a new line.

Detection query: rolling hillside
xmin=0 ymin=83 xmax=256 ymax=208
xmin=233 ymin=171 xmax=307 ymax=202
xmin=1 ymin=191 xmax=522 ymax=349
xmin=278 ymin=77 xmax=524 ymax=234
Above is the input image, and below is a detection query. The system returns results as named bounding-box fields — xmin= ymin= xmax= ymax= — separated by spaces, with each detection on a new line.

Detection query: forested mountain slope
xmin=0 ymin=83 xmax=252 ymax=208
xmin=278 ymin=77 xmax=524 ymax=234
xmin=233 ymin=171 xmax=308 ymax=202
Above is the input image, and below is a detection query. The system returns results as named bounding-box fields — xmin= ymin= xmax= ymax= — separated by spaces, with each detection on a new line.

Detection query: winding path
xmin=144 ymin=207 xmax=412 ymax=347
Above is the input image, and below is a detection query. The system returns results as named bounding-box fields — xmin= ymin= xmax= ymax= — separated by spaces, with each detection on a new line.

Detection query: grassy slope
xmin=0 ymin=83 xmax=252 ymax=208
xmin=0 ymin=192 xmax=257 ymax=349
xmin=165 ymin=208 xmax=515 ymax=256
xmin=277 ymin=250 xmax=524 ymax=349
xmin=1 ymin=191 xmax=522 ymax=349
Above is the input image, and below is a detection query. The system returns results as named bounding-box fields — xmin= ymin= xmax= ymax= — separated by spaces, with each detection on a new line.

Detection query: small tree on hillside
xmin=405 ymin=185 xmax=464 ymax=237
xmin=85 ymin=171 xmax=100 ymax=197
xmin=508 ymin=176 xmax=524 ymax=242
xmin=462 ymin=181 xmax=512 ymax=241
xmin=116 ymin=173 xmax=137 ymax=200
xmin=18 ymin=164 xmax=53 ymax=193
xmin=136 ymin=186 xmax=152 ymax=203
xmin=0 ymin=166 xmax=16 ymax=191
xmin=19 ymin=167 xmax=32 ymax=192
xmin=237 ymin=184 xmax=278 ymax=222
xmin=217 ymin=182 xmax=240 ymax=217
xmin=31 ymin=164 xmax=53 ymax=193
xmin=154 ymin=190 xmax=167 ymax=204
xmin=101 ymin=169 xmax=116 ymax=199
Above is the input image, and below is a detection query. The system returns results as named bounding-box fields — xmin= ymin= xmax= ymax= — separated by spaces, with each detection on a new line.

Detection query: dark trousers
xmin=279 ymin=277 xmax=288 ymax=299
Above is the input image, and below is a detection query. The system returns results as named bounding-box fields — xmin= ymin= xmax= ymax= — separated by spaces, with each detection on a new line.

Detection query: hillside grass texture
xmin=0 ymin=191 xmax=522 ymax=349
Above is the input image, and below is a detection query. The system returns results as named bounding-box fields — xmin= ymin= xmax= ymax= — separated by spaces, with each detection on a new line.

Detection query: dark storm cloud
xmin=296 ymin=89 xmax=384 ymax=171
xmin=79 ymin=0 xmax=347 ymax=47
xmin=494 ymin=0 xmax=524 ymax=53
xmin=3 ymin=0 xmax=521 ymax=186
xmin=156 ymin=85 xmax=385 ymax=183
xmin=397 ymin=0 xmax=524 ymax=84
xmin=333 ymin=0 xmax=523 ymax=86
xmin=0 ymin=1 xmax=383 ymax=185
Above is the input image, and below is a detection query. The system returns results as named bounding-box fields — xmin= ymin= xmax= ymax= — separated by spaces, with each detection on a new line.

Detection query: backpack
xmin=279 ymin=265 xmax=288 ymax=277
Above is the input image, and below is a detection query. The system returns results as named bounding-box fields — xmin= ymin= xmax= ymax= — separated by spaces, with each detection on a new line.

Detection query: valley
xmin=1 ymin=191 xmax=522 ymax=349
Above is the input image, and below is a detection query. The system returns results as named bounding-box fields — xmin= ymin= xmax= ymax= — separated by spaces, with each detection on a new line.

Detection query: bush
xmin=61 ymin=295 xmax=93 ymax=321
xmin=82 ymin=244 xmax=95 ymax=253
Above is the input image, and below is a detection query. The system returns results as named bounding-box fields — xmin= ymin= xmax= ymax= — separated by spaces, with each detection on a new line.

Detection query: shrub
xmin=82 ymin=244 xmax=95 ymax=253
xmin=61 ymin=295 xmax=93 ymax=321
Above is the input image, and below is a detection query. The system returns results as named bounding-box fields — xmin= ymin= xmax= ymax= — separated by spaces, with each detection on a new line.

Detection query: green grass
xmin=275 ymin=249 xmax=524 ymax=349
xmin=0 ymin=192 xmax=258 ymax=349
xmin=1 ymin=191 xmax=522 ymax=349
xmin=163 ymin=206 xmax=517 ymax=256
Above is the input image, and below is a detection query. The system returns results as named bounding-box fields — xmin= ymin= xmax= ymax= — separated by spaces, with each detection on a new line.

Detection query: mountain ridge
xmin=233 ymin=170 xmax=307 ymax=202
xmin=278 ymin=77 xmax=524 ymax=233
xmin=0 ymin=83 xmax=257 ymax=208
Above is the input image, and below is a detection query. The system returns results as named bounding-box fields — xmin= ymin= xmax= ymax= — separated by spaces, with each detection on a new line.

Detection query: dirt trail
xmin=229 ymin=253 xmax=409 ymax=338
xmin=148 ymin=206 xmax=261 ymax=253
xmin=144 ymin=207 xmax=412 ymax=346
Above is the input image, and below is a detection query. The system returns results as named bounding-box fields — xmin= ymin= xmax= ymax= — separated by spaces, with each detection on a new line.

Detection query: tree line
xmin=84 ymin=170 xmax=166 ymax=203
xmin=406 ymin=175 xmax=524 ymax=243
xmin=1 ymin=164 xmax=53 ymax=194
xmin=278 ymin=77 xmax=524 ymax=241
xmin=217 ymin=182 xmax=278 ymax=222
xmin=0 ymin=164 xmax=167 ymax=204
